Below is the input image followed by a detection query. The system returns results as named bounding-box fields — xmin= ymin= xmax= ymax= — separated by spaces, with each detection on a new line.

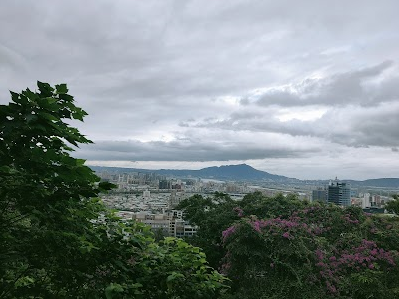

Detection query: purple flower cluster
xmin=233 ymin=206 xmax=244 ymax=217
xmin=250 ymin=218 xmax=301 ymax=231
xmin=282 ymin=232 xmax=293 ymax=239
xmin=250 ymin=218 xmax=301 ymax=237
xmin=222 ymin=225 xmax=236 ymax=243
xmin=342 ymin=214 xmax=360 ymax=224
xmin=249 ymin=216 xmax=330 ymax=239
xmin=315 ymin=239 xmax=397 ymax=295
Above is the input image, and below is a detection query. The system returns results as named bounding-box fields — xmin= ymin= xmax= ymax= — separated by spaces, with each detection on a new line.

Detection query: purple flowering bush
xmin=221 ymin=204 xmax=399 ymax=299
xmin=177 ymin=192 xmax=399 ymax=298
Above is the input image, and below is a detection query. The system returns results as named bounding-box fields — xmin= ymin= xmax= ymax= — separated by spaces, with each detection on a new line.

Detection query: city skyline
xmin=1 ymin=1 xmax=399 ymax=180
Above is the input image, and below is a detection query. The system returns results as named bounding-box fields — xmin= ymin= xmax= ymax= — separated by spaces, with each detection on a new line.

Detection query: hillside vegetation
xmin=177 ymin=192 xmax=399 ymax=298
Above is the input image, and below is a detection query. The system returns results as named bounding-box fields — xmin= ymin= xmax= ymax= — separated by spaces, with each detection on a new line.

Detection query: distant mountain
xmin=89 ymin=163 xmax=292 ymax=182
xmin=88 ymin=164 xmax=399 ymax=187
xmin=350 ymin=178 xmax=399 ymax=188
xmin=158 ymin=164 xmax=291 ymax=181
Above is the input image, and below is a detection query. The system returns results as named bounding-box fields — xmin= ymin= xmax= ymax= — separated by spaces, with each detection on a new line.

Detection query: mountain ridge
xmin=89 ymin=163 xmax=291 ymax=182
xmin=156 ymin=164 xmax=291 ymax=181
xmin=89 ymin=164 xmax=399 ymax=188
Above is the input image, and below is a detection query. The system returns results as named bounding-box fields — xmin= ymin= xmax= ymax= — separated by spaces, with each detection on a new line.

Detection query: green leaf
xmin=37 ymin=81 xmax=54 ymax=96
xmin=75 ymin=158 xmax=86 ymax=166
xmin=0 ymin=165 xmax=11 ymax=173
xmin=10 ymin=91 xmax=20 ymax=102
xmin=105 ymin=283 xmax=124 ymax=299
xmin=55 ymin=83 xmax=68 ymax=94
xmin=26 ymin=114 xmax=38 ymax=124
xmin=38 ymin=111 xmax=58 ymax=121
xmin=167 ymin=272 xmax=184 ymax=282
xmin=44 ymin=97 xmax=58 ymax=105
xmin=23 ymin=88 xmax=40 ymax=101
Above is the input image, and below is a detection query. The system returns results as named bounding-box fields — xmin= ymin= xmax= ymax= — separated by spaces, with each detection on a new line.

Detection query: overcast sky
xmin=1 ymin=0 xmax=399 ymax=180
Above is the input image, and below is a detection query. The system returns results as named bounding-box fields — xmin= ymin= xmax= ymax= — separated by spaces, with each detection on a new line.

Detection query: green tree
xmin=0 ymin=82 xmax=109 ymax=298
xmin=177 ymin=191 xmax=306 ymax=269
xmin=0 ymin=82 xmax=228 ymax=298
xmin=385 ymin=195 xmax=399 ymax=214
xmin=176 ymin=193 xmax=240 ymax=268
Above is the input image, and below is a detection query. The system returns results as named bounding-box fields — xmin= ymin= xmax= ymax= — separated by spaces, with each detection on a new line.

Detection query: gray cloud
xmin=195 ymin=102 xmax=399 ymax=148
xmin=248 ymin=61 xmax=397 ymax=107
xmin=1 ymin=0 xmax=399 ymax=179
xmin=77 ymin=138 xmax=320 ymax=162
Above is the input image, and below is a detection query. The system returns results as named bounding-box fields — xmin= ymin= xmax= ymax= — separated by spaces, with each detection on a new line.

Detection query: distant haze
xmin=1 ymin=1 xmax=398 ymax=180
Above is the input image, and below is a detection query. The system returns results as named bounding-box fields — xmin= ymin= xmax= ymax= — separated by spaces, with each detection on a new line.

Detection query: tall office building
xmin=327 ymin=179 xmax=351 ymax=206
xmin=312 ymin=188 xmax=327 ymax=202
xmin=159 ymin=180 xmax=170 ymax=189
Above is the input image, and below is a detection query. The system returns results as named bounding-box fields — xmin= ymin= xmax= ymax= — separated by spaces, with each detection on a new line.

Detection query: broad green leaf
xmin=55 ymin=83 xmax=68 ymax=94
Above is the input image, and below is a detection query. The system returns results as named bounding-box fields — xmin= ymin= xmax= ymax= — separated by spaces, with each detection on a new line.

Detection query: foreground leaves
xmin=0 ymin=82 xmax=228 ymax=298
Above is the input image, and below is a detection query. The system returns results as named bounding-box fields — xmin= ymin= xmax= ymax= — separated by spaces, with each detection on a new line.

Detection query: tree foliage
xmin=176 ymin=192 xmax=240 ymax=268
xmin=385 ymin=195 xmax=399 ymax=214
xmin=179 ymin=192 xmax=399 ymax=298
xmin=176 ymin=191 xmax=307 ymax=269
xmin=0 ymin=82 xmax=228 ymax=298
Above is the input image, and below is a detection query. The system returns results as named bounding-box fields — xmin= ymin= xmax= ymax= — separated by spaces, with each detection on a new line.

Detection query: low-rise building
xmin=132 ymin=210 xmax=197 ymax=238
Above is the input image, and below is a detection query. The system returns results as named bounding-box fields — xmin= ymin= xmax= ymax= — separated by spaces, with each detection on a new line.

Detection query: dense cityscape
xmin=94 ymin=166 xmax=398 ymax=239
